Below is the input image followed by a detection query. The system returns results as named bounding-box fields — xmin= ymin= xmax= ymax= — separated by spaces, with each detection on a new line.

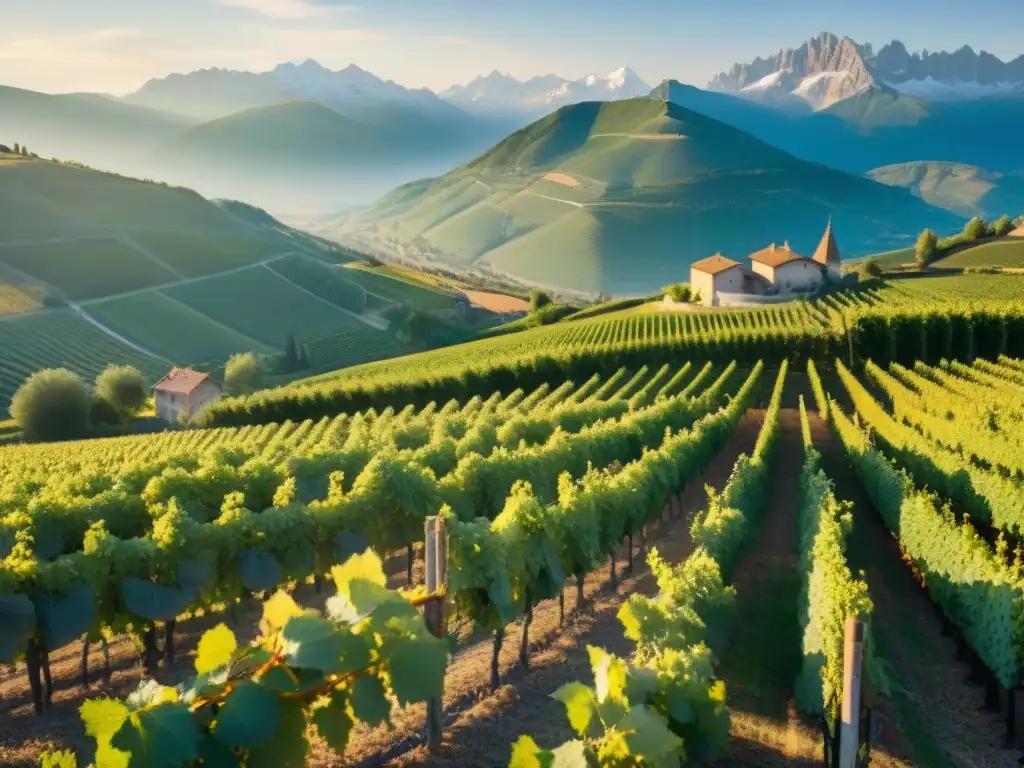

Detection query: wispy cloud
xmin=217 ymin=0 xmax=347 ymax=20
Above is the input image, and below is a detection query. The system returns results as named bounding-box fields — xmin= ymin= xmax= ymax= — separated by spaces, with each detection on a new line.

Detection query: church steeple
xmin=813 ymin=217 xmax=840 ymax=267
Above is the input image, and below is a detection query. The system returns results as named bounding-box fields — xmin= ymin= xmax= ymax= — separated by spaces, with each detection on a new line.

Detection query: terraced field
xmin=0 ymin=310 xmax=166 ymax=405
xmin=339 ymin=264 xmax=461 ymax=310
xmin=161 ymin=264 xmax=371 ymax=347
xmin=0 ymin=238 xmax=178 ymax=300
xmin=886 ymin=273 xmax=1024 ymax=300
xmin=303 ymin=327 xmax=408 ymax=372
xmin=934 ymin=238 xmax=1024 ymax=269
xmin=86 ymin=291 xmax=276 ymax=363
xmin=127 ymin=230 xmax=284 ymax=277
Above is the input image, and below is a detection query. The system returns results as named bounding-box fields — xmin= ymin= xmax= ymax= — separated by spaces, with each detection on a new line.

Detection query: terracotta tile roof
xmin=690 ymin=253 xmax=743 ymax=276
xmin=153 ymin=367 xmax=216 ymax=395
xmin=749 ymin=242 xmax=809 ymax=269
xmin=813 ymin=219 xmax=841 ymax=266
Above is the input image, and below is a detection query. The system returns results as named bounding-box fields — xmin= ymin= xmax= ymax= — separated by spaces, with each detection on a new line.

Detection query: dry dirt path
xmin=810 ymin=409 xmax=1021 ymax=768
xmin=711 ymin=409 xmax=825 ymax=767
xmin=337 ymin=411 xmax=767 ymax=767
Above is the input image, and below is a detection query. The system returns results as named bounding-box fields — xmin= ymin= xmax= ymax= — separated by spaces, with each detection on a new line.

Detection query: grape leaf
xmin=311 ymin=691 xmax=354 ymax=754
xmin=280 ymin=615 xmax=371 ymax=674
xmin=212 ymin=682 xmax=278 ymax=749
xmin=131 ymin=703 xmax=202 ymax=768
xmin=34 ymin=586 xmax=95 ymax=650
xmin=349 ymin=674 xmax=391 ymax=726
xmin=617 ymin=706 xmax=683 ymax=763
xmin=237 ymin=550 xmax=283 ymax=593
xmin=550 ymin=682 xmax=597 ymax=737
xmin=262 ymin=591 xmax=304 ymax=633
xmin=382 ymin=635 xmax=446 ymax=704
xmin=509 ymin=735 xmax=554 ymax=768
xmin=247 ymin=697 xmax=308 ymax=768
xmin=195 ymin=624 xmax=237 ymax=675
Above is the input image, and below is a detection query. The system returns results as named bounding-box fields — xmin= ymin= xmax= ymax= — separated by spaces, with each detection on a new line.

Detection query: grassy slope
xmin=867 ymin=162 xmax=1024 ymax=218
xmin=162 ymin=265 xmax=367 ymax=347
xmin=343 ymin=98 xmax=961 ymax=295
xmin=0 ymin=153 xmax=424 ymax=401
xmin=340 ymin=264 xmax=460 ymax=310
xmin=933 ymin=238 xmax=1024 ymax=269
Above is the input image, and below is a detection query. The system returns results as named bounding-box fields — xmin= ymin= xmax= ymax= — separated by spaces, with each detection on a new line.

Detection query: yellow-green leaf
xmin=195 ymin=624 xmax=237 ymax=675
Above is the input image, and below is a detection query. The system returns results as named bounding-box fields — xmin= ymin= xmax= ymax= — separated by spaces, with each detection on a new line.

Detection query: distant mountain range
xmin=3 ymin=41 xmax=1024 ymax=220
xmin=335 ymin=97 xmax=960 ymax=295
xmin=439 ymin=67 xmax=652 ymax=116
xmin=709 ymin=32 xmax=1024 ymax=110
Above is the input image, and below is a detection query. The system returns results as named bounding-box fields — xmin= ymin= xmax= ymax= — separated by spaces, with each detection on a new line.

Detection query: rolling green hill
xmin=152 ymin=102 xmax=389 ymax=171
xmin=867 ymin=162 xmax=1024 ymax=219
xmin=0 ymin=85 xmax=194 ymax=166
xmin=0 ymin=152 xmax=421 ymax=409
xmin=340 ymin=97 xmax=962 ymax=294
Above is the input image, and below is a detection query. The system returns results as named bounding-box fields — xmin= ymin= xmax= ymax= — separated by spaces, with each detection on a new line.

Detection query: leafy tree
xmin=993 ymin=215 xmax=1014 ymax=238
xmin=224 ymin=352 xmax=265 ymax=396
xmin=915 ymin=229 xmax=939 ymax=267
xmin=95 ymin=365 xmax=147 ymax=419
xmin=858 ymin=258 xmax=883 ymax=279
xmin=963 ymin=216 xmax=990 ymax=241
xmin=10 ymin=368 xmax=91 ymax=442
xmin=283 ymin=333 xmax=299 ymax=372
xmin=529 ymin=290 xmax=553 ymax=311
xmin=13 ymin=143 xmax=19 ymax=154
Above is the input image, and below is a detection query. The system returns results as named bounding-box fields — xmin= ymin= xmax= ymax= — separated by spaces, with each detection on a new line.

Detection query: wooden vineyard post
xmin=839 ymin=616 xmax=865 ymax=768
xmin=424 ymin=515 xmax=448 ymax=754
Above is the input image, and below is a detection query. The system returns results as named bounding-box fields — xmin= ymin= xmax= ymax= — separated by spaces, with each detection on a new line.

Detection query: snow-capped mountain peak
xmin=440 ymin=66 xmax=651 ymax=115
xmin=710 ymin=32 xmax=1024 ymax=110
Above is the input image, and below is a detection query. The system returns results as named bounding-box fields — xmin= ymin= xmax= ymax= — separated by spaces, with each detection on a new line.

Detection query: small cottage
xmin=153 ymin=367 xmax=222 ymax=424
xmin=689 ymin=254 xmax=744 ymax=307
xmin=749 ymin=242 xmax=824 ymax=293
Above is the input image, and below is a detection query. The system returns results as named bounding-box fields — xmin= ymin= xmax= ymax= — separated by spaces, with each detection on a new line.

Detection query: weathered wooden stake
xmin=407 ymin=543 xmax=415 ymax=586
xmin=576 ymin=572 xmax=585 ymax=607
xmin=839 ymin=616 xmax=865 ymax=768
xmin=424 ymin=516 xmax=448 ymax=754
xmin=609 ymin=553 xmax=618 ymax=590
xmin=626 ymin=533 xmax=634 ymax=573
xmin=80 ymin=634 xmax=90 ymax=688
xmin=558 ymin=587 xmax=565 ymax=626
xmin=314 ymin=573 xmax=324 ymax=594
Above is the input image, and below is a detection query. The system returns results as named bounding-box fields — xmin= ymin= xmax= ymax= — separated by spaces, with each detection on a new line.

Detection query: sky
xmin=2 ymin=0 xmax=1023 ymax=95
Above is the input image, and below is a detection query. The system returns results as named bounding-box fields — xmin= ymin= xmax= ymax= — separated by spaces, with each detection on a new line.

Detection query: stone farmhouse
xmin=689 ymin=221 xmax=841 ymax=307
xmin=153 ymin=367 xmax=223 ymax=424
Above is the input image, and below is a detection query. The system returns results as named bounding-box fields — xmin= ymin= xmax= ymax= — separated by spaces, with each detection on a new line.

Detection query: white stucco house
xmin=690 ymin=220 xmax=842 ymax=306
xmin=689 ymin=254 xmax=745 ymax=307
xmin=153 ymin=367 xmax=223 ymax=424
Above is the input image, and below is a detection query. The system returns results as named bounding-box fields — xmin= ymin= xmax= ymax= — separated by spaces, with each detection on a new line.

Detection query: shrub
xmin=858 ymin=258 xmax=883 ymax=279
xmin=915 ymin=229 xmax=939 ymax=267
xmin=963 ymin=216 xmax=990 ymax=242
xmin=95 ymin=365 xmax=147 ymax=419
xmin=224 ymin=352 xmax=266 ymax=396
xmin=661 ymin=283 xmax=692 ymax=302
xmin=529 ymin=290 xmax=553 ymax=311
xmin=993 ymin=215 xmax=1014 ymax=238
xmin=10 ymin=368 xmax=91 ymax=442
